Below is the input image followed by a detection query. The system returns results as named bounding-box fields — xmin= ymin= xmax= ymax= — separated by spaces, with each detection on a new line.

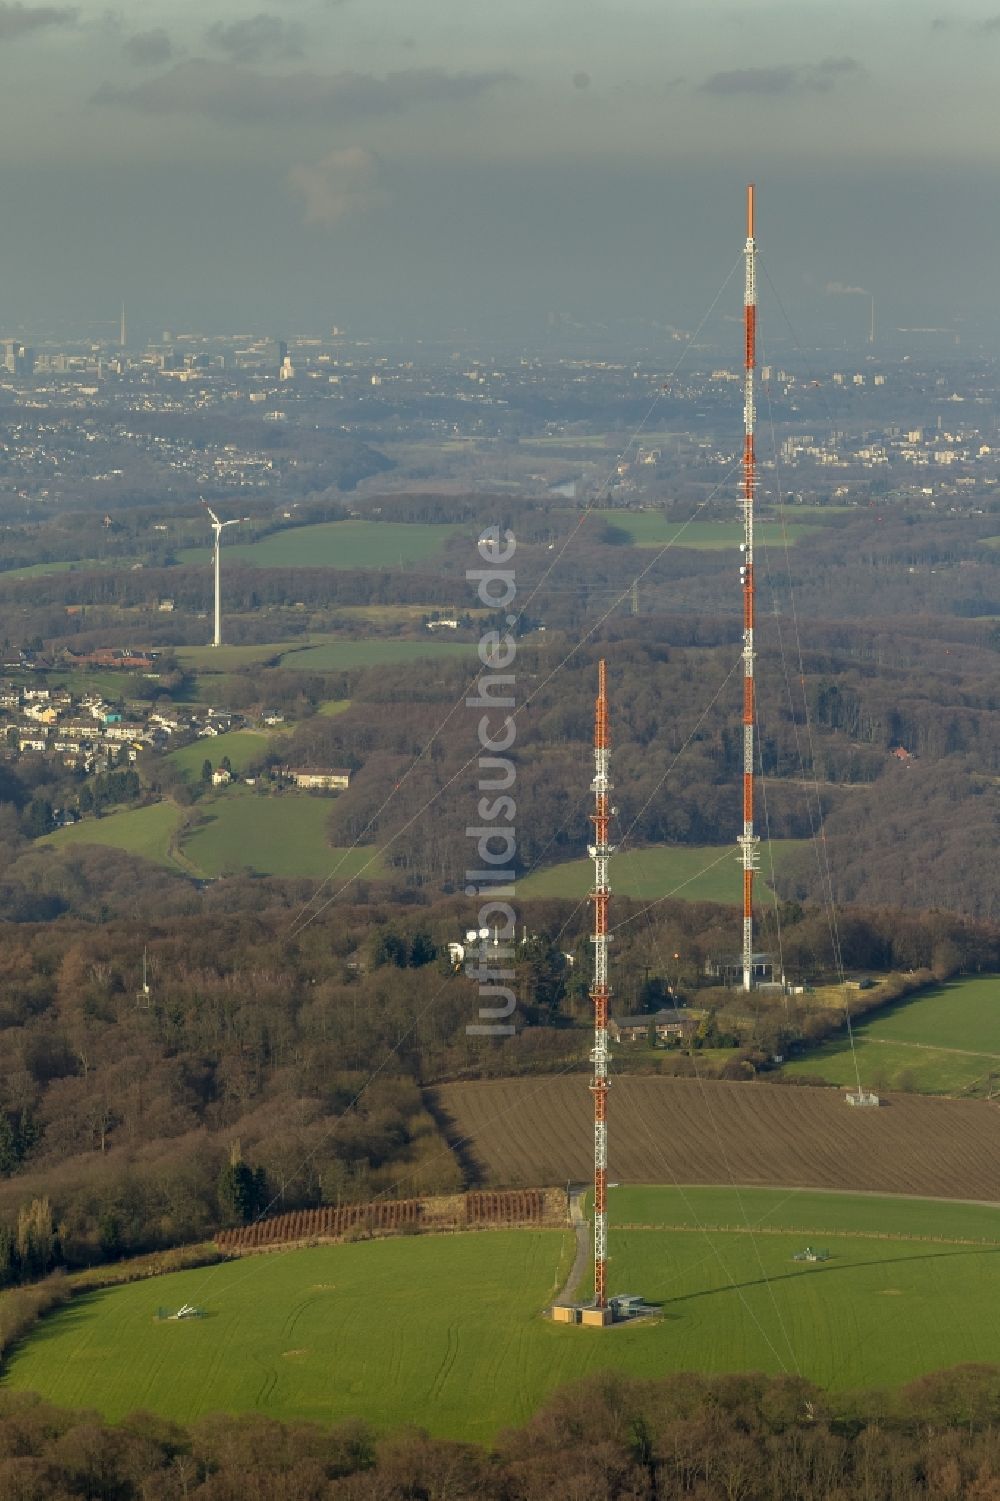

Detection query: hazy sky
xmin=1 ymin=0 xmax=998 ymax=342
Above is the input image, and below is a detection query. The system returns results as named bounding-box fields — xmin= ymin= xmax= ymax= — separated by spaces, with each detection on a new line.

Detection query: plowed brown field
xmin=430 ymin=1077 xmax=1000 ymax=1200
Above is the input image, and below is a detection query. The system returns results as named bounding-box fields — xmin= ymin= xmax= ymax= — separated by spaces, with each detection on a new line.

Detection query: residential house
xmin=609 ymin=1008 xmax=701 ymax=1045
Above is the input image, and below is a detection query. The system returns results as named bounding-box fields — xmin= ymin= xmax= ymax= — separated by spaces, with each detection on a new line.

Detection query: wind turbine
xmin=202 ymin=502 xmax=247 ymax=647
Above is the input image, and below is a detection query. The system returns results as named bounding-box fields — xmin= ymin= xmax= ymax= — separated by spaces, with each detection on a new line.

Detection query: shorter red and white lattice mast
xmin=588 ymin=658 xmax=613 ymax=1309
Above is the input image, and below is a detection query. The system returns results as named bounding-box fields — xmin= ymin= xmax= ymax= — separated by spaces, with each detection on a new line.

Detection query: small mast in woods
xmin=738 ymin=184 xmax=761 ymax=993
xmin=589 ymin=658 xmax=612 ymax=1308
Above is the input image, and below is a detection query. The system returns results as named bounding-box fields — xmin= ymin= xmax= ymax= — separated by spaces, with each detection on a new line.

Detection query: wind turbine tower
xmin=204 ymin=504 xmax=246 ymax=648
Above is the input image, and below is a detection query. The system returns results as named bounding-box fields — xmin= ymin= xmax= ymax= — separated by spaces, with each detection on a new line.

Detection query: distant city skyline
xmin=1 ymin=2 xmax=998 ymax=343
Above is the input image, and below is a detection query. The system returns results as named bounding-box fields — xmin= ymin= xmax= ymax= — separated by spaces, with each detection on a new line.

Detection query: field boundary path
xmin=865 ymin=1037 xmax=1000 ymax=1061
xmin=615 ymin=1222 xmax=1000 ymax=1247
xmin=554 ymin=1187 xmax=589 ymax=1305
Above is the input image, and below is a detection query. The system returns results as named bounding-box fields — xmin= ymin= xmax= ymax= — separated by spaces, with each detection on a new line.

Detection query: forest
xmin=3 ymin=1364 xmax=1000 ymax=1498
xmin=0 ymin=851 xmax=988 ymax=1270
xmin=0 ymin=487 xmax=989 ymax=1266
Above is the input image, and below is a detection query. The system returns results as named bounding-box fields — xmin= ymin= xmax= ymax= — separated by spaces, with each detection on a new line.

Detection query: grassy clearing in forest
xmin=179 ymin=787 xmax=386 ymax=880
xmin=174 ymin=641 xmax=316 ymax=671
xmin=8 ymin=1189 xmax=1000 ymax=1439
xmin=166 ymin=730 xmax=275 ymax=779
xmin=38 ymin=802 xmax=185 ymax=870
xmin=176 ymin=520 xmax=465 ymax=571
xmin=284 ymin=639 xmax=473 ymax=671
xmin=520 ymin=840 xmax=806 ymax=904
xmin=781 ymin=976 xmax=1000 ymax=1096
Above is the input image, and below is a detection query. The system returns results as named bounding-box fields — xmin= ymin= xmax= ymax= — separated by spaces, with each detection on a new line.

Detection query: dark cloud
xmin=701 ymin=57 xmax=864 ymax=96
xmin=931 ymin=14 xmax=1000 ymax=34
xmin=92 ymin=60 xmax=517 ymax=126
xmin=0 ymin=1 xmax=76 ymax=39
xmin=205 ymin=13 xmax=304 ymax=64
xmin=123 ymin=28 xmax=173 ymax=67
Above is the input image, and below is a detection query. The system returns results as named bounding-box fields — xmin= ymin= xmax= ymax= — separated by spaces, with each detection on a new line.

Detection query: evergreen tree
xmin=218 ymin=1144 xmax=268 ymax=1227
xmin=0 ymin=1225 xmax=16 ymax=1288
xmin=98 ymin=1211 xmax=124 ymax=1259
xmin=638 ymin=976 xmax=668 ymax=1013
xmin=23 ymin=798 xmax=53 ymax=838
xmin=0 ymin=1115 xmax=18 ymax=1177
xmin=408 ymin=931 xmax=436 ymax=968
xmin=372 ymin=929 xmax=407 ymax=968
xmin=16 ymin=1107 xmax=39 ymax=1160
xmin=518 ymin=936 xmax=566 ymax=1023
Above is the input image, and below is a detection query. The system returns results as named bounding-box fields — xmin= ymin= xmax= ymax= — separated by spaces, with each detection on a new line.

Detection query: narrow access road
xmin=553 ymin=1186 xmax=589 ymax=1305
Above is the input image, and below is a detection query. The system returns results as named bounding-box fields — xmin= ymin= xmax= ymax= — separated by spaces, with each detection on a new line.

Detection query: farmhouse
xmin=285 ymin=767 xmax=351 ymax=792
xmin=609 ymin=1008 xmax=700 ymax=1045
xmin=64 ymin=648 xmax=160 ymax=672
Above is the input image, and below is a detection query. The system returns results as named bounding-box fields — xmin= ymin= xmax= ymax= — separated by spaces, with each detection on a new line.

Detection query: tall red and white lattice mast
xmin=589 ymin=659 xmax=613 ymax=1308
xmin=739 ymin=184 xmax=761 ymax=993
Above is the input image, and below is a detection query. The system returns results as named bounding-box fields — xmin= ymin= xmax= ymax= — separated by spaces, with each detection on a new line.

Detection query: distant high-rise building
xmin=258 ymin=337 xmax=286 ymax=372
xmin=2 ymin=340 xmax=34 ymax=376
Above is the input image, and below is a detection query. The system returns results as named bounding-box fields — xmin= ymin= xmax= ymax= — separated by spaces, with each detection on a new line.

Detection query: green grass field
xmin=174 ymin=642 xmax=312 ymax=671
xmin=35 ymin=789 xmax=386 ymax=885
xmin=589 ymin=511 xmax=820 ymax=550
xmin=781 ymin=976 xmax=1000 ymax=1096
xmin=605 ymin=1185 xmax=1000 ymax=1240
xmin=38 ymin=802 xmax=185 ymax=870
xmin=8 ymin=1188 xmax=1000 ymax=1439
xmin=284 ymin=639 xmax=474 ymax=671
xmin=520 ymin=840 xmax=806 ymax=904
xmin=0 ymin=557 xmax=136 ymax=580
xmin=175 ymin=635 xmax=474 ymax=676
xmin=1 ymin=1235 xmax=572 ymax=1440
xmin=179 ymin=788 xmax=386 ymax=880
xmin=166 ymin=730 xmax=275 ymax=780
xmin=175 ymin=520 xmax=464 ymax=571
xmin=44 ymin=670 xmax=139 ymax=701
